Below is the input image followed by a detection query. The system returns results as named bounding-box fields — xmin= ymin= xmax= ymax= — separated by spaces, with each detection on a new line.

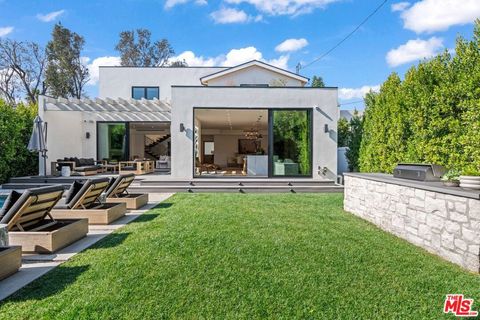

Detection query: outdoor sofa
xmin=105 ymin=174 xmax=148 ymax=209
xmin=51 ymin=178 xmax=127 ymax=225
xmin=0 ymin=185 xmax=88 ymax=253
xmin=52 ymin=157 xmax=105 ymax=176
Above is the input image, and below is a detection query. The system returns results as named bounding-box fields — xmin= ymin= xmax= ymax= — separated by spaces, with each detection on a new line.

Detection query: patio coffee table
xmin=103 ymin=164 xmax=119 ymax=174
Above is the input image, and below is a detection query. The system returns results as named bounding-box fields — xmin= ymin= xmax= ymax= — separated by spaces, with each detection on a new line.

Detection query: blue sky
xmin=1 ymin=0 xmax=479 ymax=109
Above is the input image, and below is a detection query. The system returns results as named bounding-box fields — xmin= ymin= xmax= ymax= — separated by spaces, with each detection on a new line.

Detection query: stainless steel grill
xmin=393 ymin=163 xmax=446 ymax=182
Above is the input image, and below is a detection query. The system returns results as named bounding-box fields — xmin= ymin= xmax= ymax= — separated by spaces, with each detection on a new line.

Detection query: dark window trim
xmin=268 ymin=108 xmax=313 ymax=178
xmin=131 ymin=86 xmax=160 ymax=100
xmin=192 ymin=107 xmax=313 ymax=179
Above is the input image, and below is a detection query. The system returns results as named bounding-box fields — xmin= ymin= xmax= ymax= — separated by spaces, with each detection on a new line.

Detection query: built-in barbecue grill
xmin=393 ymin=163 xmax=446 ymax=182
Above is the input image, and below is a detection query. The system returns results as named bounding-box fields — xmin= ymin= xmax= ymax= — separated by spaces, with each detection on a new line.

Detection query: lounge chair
xmin=51 ymin=178 xmax=127 ymax=225
xmin=0 ymin=246 xmax=21 ymax=280
xmin=0 ymin=186 xmax=88 ymax=253
xmin=105 ymin=174 xmax=148 ymax=209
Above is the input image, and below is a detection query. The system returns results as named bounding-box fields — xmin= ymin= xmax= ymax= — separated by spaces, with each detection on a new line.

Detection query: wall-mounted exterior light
xmin=180 ymin=123 xmax=185 ymax=132
xmin=324 ymin=124 xmax=329 ymax=133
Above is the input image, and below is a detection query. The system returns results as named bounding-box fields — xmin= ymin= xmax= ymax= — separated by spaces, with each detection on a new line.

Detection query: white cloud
xmin=36 ymin=9 xmax=65 ymax=22
xmin=225 ymin=0 xmax=340 ymax=16
xmin=165 ymin=0 xmax=207 ymax=9
xmin=210 ymin=8 xmax=262 ymax=24
xmin=339 ymin=85 xmax=380 ymax=100
xmin=275 ymin=38 xmax=308 ymax=52
xmin=170 ymin=46 xmax=289 ymax=69
xmin=386 ymin=37 xmax=443 ymax=67
xmin=391 ymin=2 xmax=410 ymax=12
xmin=85 ymin=56 xmax=121 ymax=85
xmin=400 ymin=0 xmax=480 ymax=33
xmin=0 ymin=26 xmax=13 ymax=37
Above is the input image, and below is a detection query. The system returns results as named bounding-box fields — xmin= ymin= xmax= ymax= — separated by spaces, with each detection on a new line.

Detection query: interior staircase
xmin=144 ymin=134 xmax=170 ymax=160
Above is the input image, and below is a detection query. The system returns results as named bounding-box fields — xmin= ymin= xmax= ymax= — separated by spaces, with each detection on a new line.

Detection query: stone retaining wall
xmin=344 ymin=175 xmax=480 ymax=272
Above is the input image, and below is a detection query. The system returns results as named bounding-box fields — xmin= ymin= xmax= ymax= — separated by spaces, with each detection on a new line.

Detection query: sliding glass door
xmin=270 ymin=109 xmax=312 ymax=177
xmin=97 ymin=122 xmax=128 ymax=161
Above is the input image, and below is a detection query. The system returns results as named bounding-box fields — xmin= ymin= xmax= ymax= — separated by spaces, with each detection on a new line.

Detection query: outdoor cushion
xmin=105 ymin=174 xmax=135 ymax=198
xmin=0 ymin=185 xmax=64 ymax=227
xmin=0 ymin=191 xmax=22 ymax=220
xmin=64 ymin=180 xmax=85 ymax=204
xmin=65 ymin=177 xmax=110 ymax=209
xmin=78 ymin=158 xmax=88 ymax=166
xmin=74 ymin=165 xmax=100 ymax=172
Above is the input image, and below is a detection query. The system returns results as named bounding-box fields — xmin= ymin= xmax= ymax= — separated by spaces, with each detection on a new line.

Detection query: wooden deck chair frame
xmin=0 ymin=186 xmax=88 ymax=253
xmin=51 ymin=178 xmax=126 ymax=225
xmin=105 ymin=174 xmax=148 ymax=209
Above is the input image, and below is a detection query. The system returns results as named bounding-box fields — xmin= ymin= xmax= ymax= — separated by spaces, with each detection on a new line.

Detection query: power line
xmin=300 ymin=0 xmax=389 ymax=71
xmin=339 ymin=100 xmax=364 ymax=106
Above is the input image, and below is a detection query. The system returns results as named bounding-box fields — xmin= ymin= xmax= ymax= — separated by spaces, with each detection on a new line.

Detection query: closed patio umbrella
xmin=28 ymin=116 xmax=48 ymax=176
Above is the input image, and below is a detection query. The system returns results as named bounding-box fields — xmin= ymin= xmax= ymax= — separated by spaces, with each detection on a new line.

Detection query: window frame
xmin=131 ymin=86 xmax=160 ymax=100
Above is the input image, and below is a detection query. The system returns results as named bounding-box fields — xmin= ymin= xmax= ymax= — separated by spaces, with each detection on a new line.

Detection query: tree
xmin=0 ymin=99 xmax=38 ymax=184
xmin=337 ymin=118 xmax=350 ymax=147
xmin=310 ymin=75 xmax=325 ymax=87
xmin=345 ymin=111 xmax=363 ymax=172
xmin=115 ymin=29 xmax=174 ymax=67
xmin=0 ymin=39 xmax=47 ymax=105
xmin=169 ymin=59 xmax=188 ymax=67
xmin=45 ymin=23 xmax=89 ymax=99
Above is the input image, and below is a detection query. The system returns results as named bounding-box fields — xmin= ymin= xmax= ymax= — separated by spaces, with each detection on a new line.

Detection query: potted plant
xmin=459 ymin=166 xmax=480 ymax=190
xmin=441 ymin=169 xmax=461 ymax=187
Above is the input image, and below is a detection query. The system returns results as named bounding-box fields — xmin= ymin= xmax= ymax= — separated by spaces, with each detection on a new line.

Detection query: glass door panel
xmin=270 ymin=110 xmax=312 ymax=177
xmin=97 ymin=123 xmax=128 ymax=161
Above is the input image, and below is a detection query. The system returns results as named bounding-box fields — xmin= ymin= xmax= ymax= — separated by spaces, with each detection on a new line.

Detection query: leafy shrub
xmin=0 ymin=100 xmax=38 ymax=184
xmin=359 ymin=20 xmax=480 ymax=173
xmin=441 ymin=169 xmax=461 ymax=181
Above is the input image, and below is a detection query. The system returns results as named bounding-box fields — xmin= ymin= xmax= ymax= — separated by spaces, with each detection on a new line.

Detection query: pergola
xmin=42 ymin=96 xmax=171 ymax=122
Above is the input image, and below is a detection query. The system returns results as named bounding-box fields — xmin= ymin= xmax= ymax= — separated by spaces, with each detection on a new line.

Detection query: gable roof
xmin=200 ymin=60 xmax=309 ymax=85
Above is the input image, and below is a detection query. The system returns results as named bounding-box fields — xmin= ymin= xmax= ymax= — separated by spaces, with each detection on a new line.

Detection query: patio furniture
xmin=51 ymin=178 xmax=127 ymax=225
xmin=0 ymin=185 xmax=88 ymax=253
xmin=105 ymin=174 xmax=148 ymax=209
xmin=119 ymin=160 xmax=155 ymax=175
xmin=0 ymin=246 xmax=21 ymax=280
xmin=52 ymin=158 xmax=105 ymax=176
xmin=156 ymin=156 xmax=171 ymax=169
xmin=102 ymin=163 xmax=119 ymax=174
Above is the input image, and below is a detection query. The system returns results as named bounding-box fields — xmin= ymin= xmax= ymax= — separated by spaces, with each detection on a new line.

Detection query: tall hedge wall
xmin=359 ymin=21 xmax=480 ymax=173
xmin=0 ymin=100 xmax=38 ymax=184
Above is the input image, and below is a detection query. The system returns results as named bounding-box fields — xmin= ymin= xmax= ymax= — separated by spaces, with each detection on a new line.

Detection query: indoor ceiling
xmin=130 ymin=122 xmax=171 ymax=131
xmin=195 ymin=109 xmax=268 ymax=130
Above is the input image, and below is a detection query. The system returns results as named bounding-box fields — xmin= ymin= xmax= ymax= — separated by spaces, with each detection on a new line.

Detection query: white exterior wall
xmin=171 ymin=87 xmax=339 ymax=180
xmin=206 ymin=66 xmax=304 ymax=87
xmin=99 ymin=67 xmax=226 ymax=100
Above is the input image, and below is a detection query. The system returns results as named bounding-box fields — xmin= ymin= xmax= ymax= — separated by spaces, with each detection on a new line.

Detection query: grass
xmin=0 ymin=193 xmax=479 ymax=319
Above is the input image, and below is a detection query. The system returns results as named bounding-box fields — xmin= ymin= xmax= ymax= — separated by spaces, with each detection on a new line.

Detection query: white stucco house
xmin=39 ymin=60 xmax=339 ymax=181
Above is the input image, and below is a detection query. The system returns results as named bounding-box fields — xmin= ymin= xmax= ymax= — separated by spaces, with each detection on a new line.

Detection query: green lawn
xmin=0 ymin=193 xmax=478 ymax=319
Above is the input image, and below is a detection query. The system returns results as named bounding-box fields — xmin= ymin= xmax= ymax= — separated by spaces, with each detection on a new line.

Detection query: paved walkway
xmin=0 ymin=193 xmax=174 ymax=301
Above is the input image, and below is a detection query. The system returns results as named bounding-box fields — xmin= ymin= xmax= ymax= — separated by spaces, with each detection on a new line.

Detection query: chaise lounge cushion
xmin=65 ymin=177 xmax=110 ymax=209
xmin=0 ymin=185 xmax=64 ymax=226
xmin=0 ymin=191 xmax=22 ymax=220
xmin=105 ymin=174 xmax=135 ymax=197
xmin=64 ymin=181 xmax=85 ymax=204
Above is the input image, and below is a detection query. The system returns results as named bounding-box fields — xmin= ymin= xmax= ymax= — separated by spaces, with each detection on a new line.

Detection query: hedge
xmin=0 ymin=100 xmax=38 ymax=184
xmin=359 ymin=21 xmax=480 ymax=174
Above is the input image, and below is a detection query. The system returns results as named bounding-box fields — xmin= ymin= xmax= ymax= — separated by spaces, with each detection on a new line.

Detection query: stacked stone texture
xmin=344 ymin=175 xmax=480 ymax=272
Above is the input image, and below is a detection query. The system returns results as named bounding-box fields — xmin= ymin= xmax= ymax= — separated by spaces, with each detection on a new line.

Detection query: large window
xmin=270 ymin=109 xmax=312 ymax=177
xmin=132 ymin=87 xmax=159 ymax=100
xmin=97 ymin=123 xmax=128 ymax=161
